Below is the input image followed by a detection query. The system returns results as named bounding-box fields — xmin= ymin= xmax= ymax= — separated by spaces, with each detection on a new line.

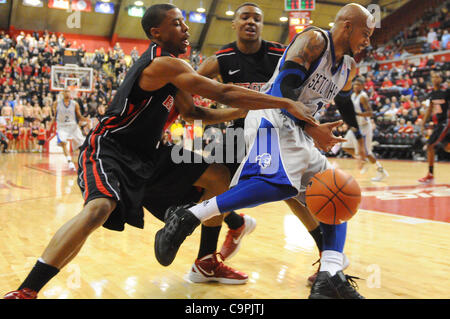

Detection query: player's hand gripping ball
xmin=305 ymin=168 xmax=361 ymax=225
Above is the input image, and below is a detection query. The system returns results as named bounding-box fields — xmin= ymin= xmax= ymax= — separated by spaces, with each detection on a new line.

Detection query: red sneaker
xmin=3 ymin=288 xmax=38 ymax=299
xmin=220 ymin=214 xmax=256 ymax=260
xmin=418 ymin=173 xmax=434 ymax=183
xmin=188 ymin=253 xmax=248 ymax=284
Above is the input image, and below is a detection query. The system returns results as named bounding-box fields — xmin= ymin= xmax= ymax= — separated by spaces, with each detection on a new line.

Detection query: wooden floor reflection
xmin=0 ymin=153 xmax=449 ymax=299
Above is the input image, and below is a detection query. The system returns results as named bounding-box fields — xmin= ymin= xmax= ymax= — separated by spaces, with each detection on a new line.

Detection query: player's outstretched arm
xmin=139 ymin=57 xmax=317 ymax=126
xmin=174 ymin=90 xmax=247 ymax=125
xmin=196 ymin=55 xmax=221 ymax=80
xmin=175 ymin=55 xmax=247 ymax=124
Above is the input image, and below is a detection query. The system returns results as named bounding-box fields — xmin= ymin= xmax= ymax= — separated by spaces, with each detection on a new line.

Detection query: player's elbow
xmin=215 ymin=83 xmax=240 ymax=107
xmin=179 ymin=106 xmax=200 ymax=124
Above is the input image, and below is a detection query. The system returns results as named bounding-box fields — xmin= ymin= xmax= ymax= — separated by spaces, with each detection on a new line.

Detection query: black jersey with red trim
xmin=215 ymin=40 xmax=285 ymax=128
xmin=95 ymin=42 xmax=178 ymax=160
xmin=428 ymin=88 xmax=449 ymax=124
xmin=215 ymin=40 xmax=286 ymax=92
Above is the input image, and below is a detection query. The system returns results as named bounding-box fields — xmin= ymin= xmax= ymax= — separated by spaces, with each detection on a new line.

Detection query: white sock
xmin=375 ymin=161 xmax=382 ymax=169
xmin=189 ymin=197 xmax=221 ymax=222
xmin=320 ymin=250 xmax=343 ymax=276
xmin=66 ymin=155 xmax=72 ymax=162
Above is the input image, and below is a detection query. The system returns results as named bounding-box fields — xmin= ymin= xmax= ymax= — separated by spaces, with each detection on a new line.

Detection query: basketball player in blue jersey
xmin=156 ymin=3 xmax=375 ymax=299
xmin=195 ymin=2 xmax=348 ymax=286
xmin=4 ymin=4 xmax=318 ymax=299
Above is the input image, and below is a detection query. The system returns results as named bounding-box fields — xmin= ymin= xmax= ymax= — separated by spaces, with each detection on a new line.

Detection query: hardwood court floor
xmin=0 ymin=153 xmax=449 ymax=299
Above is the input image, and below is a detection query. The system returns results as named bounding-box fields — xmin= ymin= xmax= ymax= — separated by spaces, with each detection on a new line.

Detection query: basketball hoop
xmin=67 ymin=85 xmax=80 ymax=99
xmin=50 ymin=65 xmax=93 ymax=94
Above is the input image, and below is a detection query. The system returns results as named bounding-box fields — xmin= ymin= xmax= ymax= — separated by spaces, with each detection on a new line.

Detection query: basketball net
xmin=67 ymin=85 xmax=80 ymax=99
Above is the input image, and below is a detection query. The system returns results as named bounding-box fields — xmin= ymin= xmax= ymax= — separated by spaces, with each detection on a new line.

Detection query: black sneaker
xmin=308 ymin=271 xmax=365 ymax=299
xmin=154 ymin=205 xmax=201 ymax=266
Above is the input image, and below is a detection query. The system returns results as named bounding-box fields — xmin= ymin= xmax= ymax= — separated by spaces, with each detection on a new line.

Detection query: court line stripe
xmin=0 ymin=194 xmax=75 ymax=206
xmin=359 ymin=208 xmax=450 ymax=225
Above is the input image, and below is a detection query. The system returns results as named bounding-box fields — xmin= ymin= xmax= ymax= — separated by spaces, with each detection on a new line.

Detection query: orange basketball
xmin=305 ymin=168 xmax=361 ymax=225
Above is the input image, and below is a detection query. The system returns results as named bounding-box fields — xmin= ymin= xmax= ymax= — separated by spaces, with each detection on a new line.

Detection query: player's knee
xmin=200 ymin=164 xmax=231 ymax=190
xmin=83 ymin=198 xmax=116 ymax=230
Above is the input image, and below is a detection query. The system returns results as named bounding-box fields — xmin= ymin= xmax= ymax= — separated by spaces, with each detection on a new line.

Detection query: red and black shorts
xmin=427 ymin=123 xmax=449 ymax=147
xmin=142 ymin=143 xmax=209 ymax=222
xmin=77 ymin=131 xmax=209 ymax=231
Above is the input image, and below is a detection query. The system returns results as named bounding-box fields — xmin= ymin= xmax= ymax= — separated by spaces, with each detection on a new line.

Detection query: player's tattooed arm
xmin=285 ymin=30 xmax=326 ymax=71
xmin=272 ymin=30 xmax=326 ymax=101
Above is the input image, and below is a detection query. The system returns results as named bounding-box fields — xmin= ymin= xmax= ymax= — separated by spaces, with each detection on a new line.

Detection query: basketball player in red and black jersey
xmin=196 ymin=2 xmax=346 ymax=286
xmin=4 ymin=4 xmax=322 ymax=299
xmin=418 ymin=71 xmax=450 ymax=183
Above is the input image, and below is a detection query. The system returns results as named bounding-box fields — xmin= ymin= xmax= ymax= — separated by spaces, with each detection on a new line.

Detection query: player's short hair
xmin=234 ymin=2 xmax=262 ymax=19
xmin=354 ymin=76 xmax=365 ymax=84
xmin=141 ymin=3 xmax=177 ymax=39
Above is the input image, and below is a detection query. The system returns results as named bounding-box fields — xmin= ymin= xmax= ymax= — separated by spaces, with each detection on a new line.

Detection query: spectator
xmin=442 ymin=30 xmax=450 ymax=49
xmin=401 ymin=83 xmax=414 ymax=98
xmin=384 ymin=103 xmax=398 ymax=118
xmin=427 ymin=28 xmax=438 ymax=46
xmin=381 ymin=77 xmax=393 ymax=89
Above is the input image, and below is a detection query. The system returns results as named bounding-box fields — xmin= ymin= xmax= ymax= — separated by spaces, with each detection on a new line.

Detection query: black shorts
xmin=78 ymin=134 xmax=208 ymax=231
xmin=142 ymin=143 xmax=209 ymax=222
xmin=38 ymin=140 xmax=45 ymax=146
xmin=24 ymin=117 xmax=34 ymax=125
xmin=427 ymin=123 xmax=449 ymax=146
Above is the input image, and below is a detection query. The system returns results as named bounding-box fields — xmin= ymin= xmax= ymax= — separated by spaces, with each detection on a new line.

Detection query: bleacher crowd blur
xmin=0 ymin=1 xmax=449 ymax=162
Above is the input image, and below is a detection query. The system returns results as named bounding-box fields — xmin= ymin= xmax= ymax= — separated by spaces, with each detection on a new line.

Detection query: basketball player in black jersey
xmin=418 ymin=70 xmax=450 ymax=183
xmin=196 ymin=2 xmax=347 ymax=286
xmin=4 ymin=4 xmax=320 ymax=299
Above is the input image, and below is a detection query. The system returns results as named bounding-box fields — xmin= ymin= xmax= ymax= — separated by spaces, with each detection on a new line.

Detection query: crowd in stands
xmin=0 ymin=23 xmax=449 ymax=161
xmin=319 ymin=57 xmax=449 ymax=160
xmin=361 ymin=1 xmax=450 ymax=64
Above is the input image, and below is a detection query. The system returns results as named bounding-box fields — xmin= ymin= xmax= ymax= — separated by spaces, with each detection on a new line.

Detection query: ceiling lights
xmin=225 ymin=5 xmax=234 ymax=16
xmin=197 ymin=0 xmax=205 ymax=13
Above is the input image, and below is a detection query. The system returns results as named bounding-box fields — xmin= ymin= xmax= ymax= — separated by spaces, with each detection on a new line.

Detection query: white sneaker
xmin=371 ymin=167 xmax=389 ymax=182
xmin=68 ymin=161 xmax=76 ymax=171
xmin=360 ymin=164 xmax=368 ymax=174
